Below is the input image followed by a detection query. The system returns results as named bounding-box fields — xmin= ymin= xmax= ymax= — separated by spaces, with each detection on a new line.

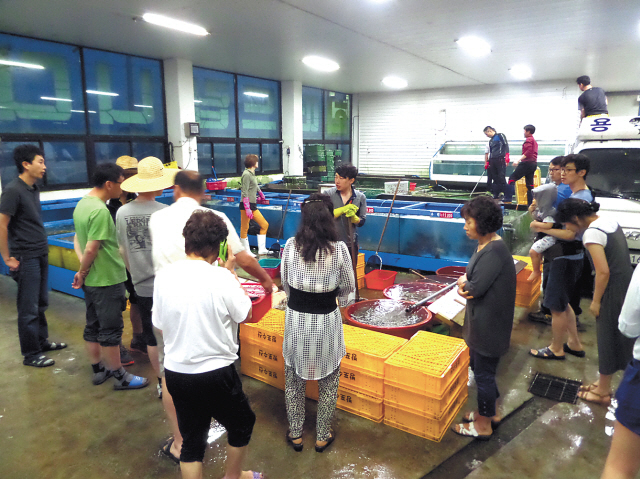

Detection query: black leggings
xmin=136 ymin=296 xmax=158 ymax=347
xmin=165 ymin=365 xmax=256 ymax=462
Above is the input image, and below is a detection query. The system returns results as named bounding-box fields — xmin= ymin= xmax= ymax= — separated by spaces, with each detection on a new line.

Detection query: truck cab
xmin=573 ymin=116 xmax=640 ymax=265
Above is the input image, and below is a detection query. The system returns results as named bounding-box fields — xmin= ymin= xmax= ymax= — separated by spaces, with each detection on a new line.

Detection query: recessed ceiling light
xmin=302 ymin=56 xmax=340 ymax=72
xmin=510 ymin=64 xmax=532 ymax=80
xmin=86 ymin=90 xmax=119 ymax=97
xmin=456 ymin=36 xmax=491 ymax=57
xmin=142 ymin=13 xmax=209 ymax=36
xmin=41 ymin=96 xmax=72 ymax=102
xmin=244 ymin=92 xmax=269 ymax=98
xmin=382 ymin=76 xmax=408 ymax=89
xmin=0 ymin=59 xmax=45 ymax=69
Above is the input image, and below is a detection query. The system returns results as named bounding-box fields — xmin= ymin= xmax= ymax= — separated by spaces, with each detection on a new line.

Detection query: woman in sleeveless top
xmin=557 ymin=199 xmax=634 ymax=406
xmin=281 ymin=193 xmax=355 ymax=452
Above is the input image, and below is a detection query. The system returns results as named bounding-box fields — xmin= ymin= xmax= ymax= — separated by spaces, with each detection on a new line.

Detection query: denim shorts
xmin=615 ymin=359 xmax=640 ymax=436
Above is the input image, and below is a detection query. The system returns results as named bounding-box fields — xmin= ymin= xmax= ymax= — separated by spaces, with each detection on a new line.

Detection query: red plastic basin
xmin=364 ymin=269 xmax=397 ymax=290
xmin=344 ymin=299 xmax=433 ymax=340
xmin=241 ymin=283 xmax=271 ymax=323
xmin=206 ymin=180 xmax=227 ymax=190
xmin=435 ymin=266 xmax=467 ymax=278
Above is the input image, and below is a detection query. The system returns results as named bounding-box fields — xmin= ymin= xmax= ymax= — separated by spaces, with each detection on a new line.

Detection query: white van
xmin=573 ymin=116 xmax=640 ymax=265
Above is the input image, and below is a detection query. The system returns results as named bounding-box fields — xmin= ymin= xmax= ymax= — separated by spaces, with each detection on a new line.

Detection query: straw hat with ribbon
xmin=115 ymin=155 xmax=138 ymax=170
xmin=121 ymin=157 xmax=178 ymax=193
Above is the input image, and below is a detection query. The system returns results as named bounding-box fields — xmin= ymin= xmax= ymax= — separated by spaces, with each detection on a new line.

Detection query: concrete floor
xmin=0 ymin=270 xmax=618 ymax=479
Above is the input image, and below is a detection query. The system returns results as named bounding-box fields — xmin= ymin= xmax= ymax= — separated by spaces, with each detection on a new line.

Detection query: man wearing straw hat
xmin=116 ymin=157 xmax=176 ymax=399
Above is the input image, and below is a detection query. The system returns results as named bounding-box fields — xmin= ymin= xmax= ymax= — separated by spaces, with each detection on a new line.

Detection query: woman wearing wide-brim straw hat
xmin=116 ymin=157 xmax=178 ymax=401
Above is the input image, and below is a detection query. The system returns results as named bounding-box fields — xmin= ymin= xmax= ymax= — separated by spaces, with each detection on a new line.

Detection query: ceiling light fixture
xmin=456 ymin=36 xmax=491 ymax=57
xmin=0 ymin=59 xmax=45 ymax=69
xmin=194 ymin=100 xmax=202 ymax=103
xmin=142 ymin=13 xmax=209 ymax=36
xmin=134 ymin=104 xmax=153 ymax=108
xmin=382 ymin=76 xmax=408 ymax=89
xmin=41 ymin=96 xmax=72 ymax=102
xmin=302 ymin=56 xmax=340 ymax=72
xmin=510 ymin=64 xmax=532 ymax=80
xmin=86 ymin=90 xmax=119 ymax=97
xmin=244 ymin=92 xmax=269 ymax=98
xmin=70 ymin=110 xmax=85 ymax=113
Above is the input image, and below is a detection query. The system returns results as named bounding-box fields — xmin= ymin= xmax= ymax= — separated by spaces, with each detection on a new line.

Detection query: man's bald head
xmin=174 ymin=170 xmax=204 ymax=200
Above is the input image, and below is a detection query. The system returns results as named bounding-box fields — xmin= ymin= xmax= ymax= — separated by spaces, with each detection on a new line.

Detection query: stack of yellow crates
xmin=356 ymin=253 xmax=365 ymax=289
xmin=383 ymin=331 xmax=469 ymax=442
xmin=515 ymin=167 xmax=541 ymax=205
xmin=239 ymin=311 xmax=407 ymax=423
xmin=512 ymin=255 xmax=542 ymax=308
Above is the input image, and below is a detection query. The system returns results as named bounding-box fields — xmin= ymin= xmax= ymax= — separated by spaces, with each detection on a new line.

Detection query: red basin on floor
xmin=435 ymin=266 xmax=467 ymax=277
xmin=344 ymin=299 xmax=433 ymax=340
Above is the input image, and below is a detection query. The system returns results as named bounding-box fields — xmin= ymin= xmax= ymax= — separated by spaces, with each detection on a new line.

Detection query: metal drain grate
xmin=528 ymin=372 xmax=582 ymax=404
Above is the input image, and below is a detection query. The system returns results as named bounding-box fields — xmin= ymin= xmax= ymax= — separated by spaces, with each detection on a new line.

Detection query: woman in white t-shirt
xmin=153 ymin=210 xmax=263 ymax=479
xmin=557 ymin=198 xmax=634 ymax=407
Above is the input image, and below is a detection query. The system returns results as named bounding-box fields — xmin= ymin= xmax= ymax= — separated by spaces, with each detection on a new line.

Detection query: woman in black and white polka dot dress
xmin=281 ymin=193 xmax=355 ymax=453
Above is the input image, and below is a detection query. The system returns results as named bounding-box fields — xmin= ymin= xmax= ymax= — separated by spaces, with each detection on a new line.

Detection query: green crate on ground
xmin=306 ymin=144 xmax=325 ymax=154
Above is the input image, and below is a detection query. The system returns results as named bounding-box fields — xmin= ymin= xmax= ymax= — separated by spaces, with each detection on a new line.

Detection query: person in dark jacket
xmin=483 ymin=126 xmax=509 ymax=200
xmin=452 ymin=196 xmax=516 ymax=440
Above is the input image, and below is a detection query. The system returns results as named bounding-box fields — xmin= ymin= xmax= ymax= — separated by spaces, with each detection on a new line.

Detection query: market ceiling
xmin=1 ymin=0 xmax=639 ymax=93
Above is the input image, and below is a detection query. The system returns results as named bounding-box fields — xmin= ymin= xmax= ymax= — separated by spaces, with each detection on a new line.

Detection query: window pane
xmin=43 ymin=141 xmax=88 ymax=185
xmin=132 ymin=142 xmax=165 ymax=161
xmin=94 ymin=142 xmax=130 ymax=164
xmin=213 ymin=143 xmax=238 ymax=175
xmin=302 ymin=86 xmax=323 ymax=140
xmin=240 ymin=143 xmax=260 ymax=169
xmin=337 ymin=143 xmax=351 ymax=166
xmin=197 ymin=142 xmax=213 ymax=178
xmin=0 ymin=33 xmax=86 ymax=134
xmin=0 ymin=141 xmax=38 ymax=189
xmin=324 ymin=91 xmax=350 ymax=141
xmin=261 ymin=143 xmax=280 ymax=172
xmin=84 ymin=49 xmax=165 ymax=136
xmin=193 ymin=68 xmax=236 ymax=138
xmin=238 ymin=76 xmax=280 ymax=139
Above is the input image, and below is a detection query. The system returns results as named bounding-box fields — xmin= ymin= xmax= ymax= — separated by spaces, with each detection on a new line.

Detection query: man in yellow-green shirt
xmin=73 ymin=162 xmax=149 ymax=391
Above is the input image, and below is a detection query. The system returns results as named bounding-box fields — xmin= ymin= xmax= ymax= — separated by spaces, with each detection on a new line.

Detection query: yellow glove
xmin=334 ymin=205 xmax=349 ymax=218
xmin=350 ymin=214 xmax=360 ymax=224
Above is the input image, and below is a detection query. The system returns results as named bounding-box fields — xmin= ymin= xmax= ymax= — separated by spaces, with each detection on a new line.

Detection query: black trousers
xmin=506 ymin=161 xmax=537 ymax=204
xmin=470 ymin=349 xmax=500 ymax=418
xmin=488 ymin=157 xmax=506 ymax=198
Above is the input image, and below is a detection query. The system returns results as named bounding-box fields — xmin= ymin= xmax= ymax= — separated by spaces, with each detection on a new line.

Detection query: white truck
xmin=573 ymin=116 xmax=640 ymax=265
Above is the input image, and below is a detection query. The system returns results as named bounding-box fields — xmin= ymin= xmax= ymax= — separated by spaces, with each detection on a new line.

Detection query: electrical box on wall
xmin=185 ymin=122 xmax=200 ymax=137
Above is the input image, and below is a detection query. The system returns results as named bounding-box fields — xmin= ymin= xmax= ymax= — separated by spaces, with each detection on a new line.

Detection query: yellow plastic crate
xmin=515 ymin=291 xmax=541 ymax=309
xmin=240 ymin=358 xmax=285 ymax=390
xmin=240 ymin=339 xmax=284 ymax=369
xmin=339 ymin=364 xmax=384 ymax=398
xmin=357 ymin=277 xmax=365 ymax=289
xmin=342 ymin=324 xmax=408 ymax=376
xmin=384 ymin=371 xmax=468 ymax=420
xmin=383 ymin=384 xmax=468 ymax=442
xmin=239 ymin=323 xmax=284 ymax=349
xmin=257 ymin=309 xmax=285 ymax=334
xmin=306 ymin=384 xmax=384 ymax=423
xmin=384 ymin=331 xmax=469 ymax=399
xmin=513 ymin=255 xmax=533 ymax=270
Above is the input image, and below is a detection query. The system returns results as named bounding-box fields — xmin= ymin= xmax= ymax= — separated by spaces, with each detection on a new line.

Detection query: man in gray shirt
xmin=325 ymin=164 xmax=367 ymax=251
xmin=116 ymin=157 xmax=177 ymax=396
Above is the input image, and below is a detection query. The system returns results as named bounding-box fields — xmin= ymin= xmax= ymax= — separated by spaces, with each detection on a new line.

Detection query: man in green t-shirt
xmin=72 ymin=162 xmax=149 ymax=391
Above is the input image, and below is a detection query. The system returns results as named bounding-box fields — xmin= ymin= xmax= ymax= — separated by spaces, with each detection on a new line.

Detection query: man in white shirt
xmin=149 ymin=169 xmax=273 ymax=462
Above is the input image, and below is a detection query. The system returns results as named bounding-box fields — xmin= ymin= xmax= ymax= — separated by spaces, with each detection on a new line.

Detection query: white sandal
xmin=452 ymin=421 xmax=492 ymax=440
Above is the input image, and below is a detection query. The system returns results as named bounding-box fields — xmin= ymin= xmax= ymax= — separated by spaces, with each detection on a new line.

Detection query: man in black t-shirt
xmin=0 ymin=144 xmax=67 ymax=367
xmin=576 ymin=75 xmax=608 ymax=121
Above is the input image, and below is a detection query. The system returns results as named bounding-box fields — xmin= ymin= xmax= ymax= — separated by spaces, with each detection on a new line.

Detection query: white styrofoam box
xmin=384 ymin=181 xmax=409 ymax=194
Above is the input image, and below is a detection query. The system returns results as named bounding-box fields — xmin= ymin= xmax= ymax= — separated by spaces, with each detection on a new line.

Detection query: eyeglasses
xmin=561 ymin=168 xmax=576 ymax=173
xmin=549 ymin=168 xmax=561 ymax=172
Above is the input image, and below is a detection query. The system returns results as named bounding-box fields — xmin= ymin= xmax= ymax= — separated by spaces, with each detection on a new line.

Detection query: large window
xmin=302 ymin=86 xmax=352 ymax=179
xmin=0 ymin=33 xmax=167 ymax=190
xmin=194 ymin=67 xmax=282 ymax=176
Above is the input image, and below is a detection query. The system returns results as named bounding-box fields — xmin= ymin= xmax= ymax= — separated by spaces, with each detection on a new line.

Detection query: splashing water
xmin=384 ymin=282 xmax=447 ymax=303
xmin=349 ymin=300 xmax=427 ymax=327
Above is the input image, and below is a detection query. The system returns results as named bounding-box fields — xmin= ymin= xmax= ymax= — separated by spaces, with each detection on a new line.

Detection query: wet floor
xmin=0 ymin=270 xmax=614 ymax=478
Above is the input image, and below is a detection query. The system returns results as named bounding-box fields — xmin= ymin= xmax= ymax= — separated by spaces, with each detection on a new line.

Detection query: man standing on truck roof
xmin=577 ymin=75 xmax=608 ymax=121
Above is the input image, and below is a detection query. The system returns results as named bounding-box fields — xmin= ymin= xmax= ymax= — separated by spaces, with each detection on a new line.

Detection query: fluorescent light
xmin=88 ymin=111 xmax=96 ymax=114
xmin=41 ymin=96 xmax=72 ymax=102
xmin=456 ymin=36 xmax=491 ymax=57
xmin=382 ymin=76 xmax=408 ymax=89
xmin=244 ymin=92 xmax=269 ymax=98
xmin=86 ymin=90 xmax=119 ymax=97
xmin=194 ymin=100 xmax=203 ymax=103
xmin=0 ymin=59 xmax=45 ymax=69
xmin=134 ymin=104 xmax=153 ymax=108
xmin=302 ymin=56 xmax=340 ymax=72
xmin=142 ymin=13 xmax=209 ymax=36
xmin=70 ymin=110 xmax=85 ymax=113
xmin=510 ymin=64 xmax=532 ymax=80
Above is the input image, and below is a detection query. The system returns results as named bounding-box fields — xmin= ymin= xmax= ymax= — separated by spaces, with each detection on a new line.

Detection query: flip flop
xmin=462 ymin=411 xmax=502 ymax=429
xmin=529 ymin=346 xmax=565 ymax=360
xmin=42 ymin=341 xmax=67 ymax=351
xmin=578 ymin=389 xmax=612 ymax=406
xmin=451 ymin=422 xmax=492 ymax=441
xmin=563 ymin=343 xmax=586 ymax=358
xmin=160 ymin=437 xmax=180 ymax=464
xmin=23 ymin=355 xmax=55 ymax=368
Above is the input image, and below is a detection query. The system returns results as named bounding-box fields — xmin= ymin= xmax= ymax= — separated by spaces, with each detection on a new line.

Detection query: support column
xmin=163 ymin=58 xmax=198 ymax=171
xmin=281 ymin=80 xmax=303 ymax=176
